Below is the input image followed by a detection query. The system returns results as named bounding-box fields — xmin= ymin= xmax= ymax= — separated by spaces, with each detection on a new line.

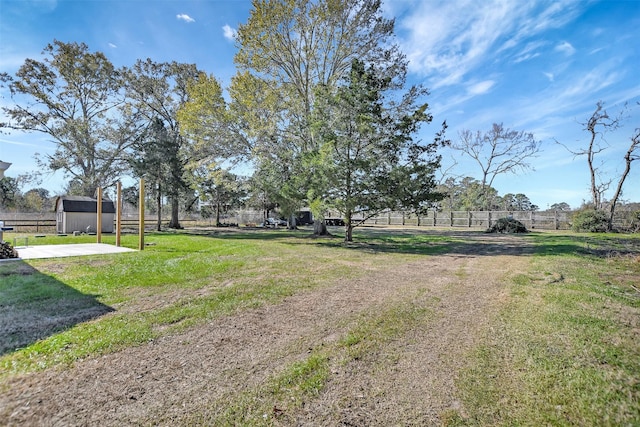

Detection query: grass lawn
xmin=1 ymin=228 xmax=638 ymax=425
xmin=451 ymin=232 xmax=640 ymax=426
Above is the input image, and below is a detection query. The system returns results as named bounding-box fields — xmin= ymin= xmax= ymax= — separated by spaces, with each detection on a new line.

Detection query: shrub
xmin=487 ymin=217 xmax=528 ymax=233
xmin=571 ymin=209 xmax=609 ymax=232
xmin=0 ymin=241 xmax=19 ymax=259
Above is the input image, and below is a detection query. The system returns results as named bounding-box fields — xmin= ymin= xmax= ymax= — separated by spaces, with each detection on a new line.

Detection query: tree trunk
xmin=287 ymin=214 xmax=297 ymax=230
xmin=215 ymin=200 xmax=221 ymax=227
xmin=168 ymin=194 xmax=181 ymax=229
xmin=156 ymin=182 xmax=162 ymax=232
xmin=313 ymin=220 xmax=328 ymax=235
xmin=344 ymin=210 xmax=353 ymax=242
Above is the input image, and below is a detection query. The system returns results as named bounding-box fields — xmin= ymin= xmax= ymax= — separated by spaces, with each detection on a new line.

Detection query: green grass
xmin=2 ymin=229 xmax=639 ymax=425
xmin=450 ymin=232 xmax=640 ymax=426
xmin=0 ymin=229 xmax=417 ymax=376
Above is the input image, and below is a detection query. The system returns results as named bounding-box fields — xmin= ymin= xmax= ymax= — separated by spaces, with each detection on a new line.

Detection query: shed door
xmin=56 ymin=211 xmax=64 ymax=233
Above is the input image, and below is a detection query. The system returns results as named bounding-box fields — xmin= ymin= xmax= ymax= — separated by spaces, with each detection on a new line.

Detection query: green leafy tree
xmin=0 ymin=40 xmax=133 ymax=195
xmin=312 ymin=60 xmax=445 ymax=241
xmin=232 ymin=0 xmax=407 ymax=234
xmin=130 ymin=117 xmax=178 ymax=231
xmin=550 ymin=202 xmax=571 ymax=211
xmin=125 ymin=60 xmax=201 ymax=228
xmin=20 ymin=188 xmax=52 ymax=212
xmin=191 ymin=166 xmax=246 ymax=226
xmin=0 ymin=177 xmax=20 ymax=210
xmin=178 ymin=73 xmax=244 ymax=164
xmin=439 ymin=176 xmax=500 ymax=211
xmin=502 ymin=193 xmax=538 ymax=211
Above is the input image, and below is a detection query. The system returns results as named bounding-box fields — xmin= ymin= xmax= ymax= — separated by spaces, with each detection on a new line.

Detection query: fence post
xmin=450 ymin=211 xmax=454 ymax=227
xmin=555 ymin=210 xmax=559 ymax=230
xmin=388 ymin=211 xmax=391 ymax=225
xmin=116 ymin=181 xmax=122 ymax=247
xmin=530 ymin=211 xmax=534 ymax=229
xmin=488 ymin=211 xmax=492 ymax=228
xmin=433 ymin=210 xmax=437 ymax=226
xmin=468 ymin=211 xmax=472 ymax=227
xmin=97 ymin=187 xmax=102 ymax=243
xmin=139 ymin=178 xmax=145 ymax=250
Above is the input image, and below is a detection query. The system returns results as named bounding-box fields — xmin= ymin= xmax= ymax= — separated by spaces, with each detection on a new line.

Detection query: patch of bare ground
xmin=0 ymin=233 xmax=533 ymax=426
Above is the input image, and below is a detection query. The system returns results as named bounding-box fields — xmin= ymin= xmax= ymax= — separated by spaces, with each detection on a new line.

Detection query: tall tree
xmin=232 ymin=0 xmax=407 ymax=233
xmin=559 ymin=101 xmax=640 ymax=230
xmin=607 ymin=128 xmax=639 ymax=229
xmin=312 ymin=60 xmax=445 ymax=241
xmin=453 ymin=123 xmax=541 ymax=209
xmin=1 ymin=41 xmax=134 ymax=196
xmin=130 ymin=117 xmax=178 ymax=231
xmin=125 ymin=60 xmax=200 ymax=228
xmin=193 ymin=164 xmax=246 ymax=227
xmin=177 ymin=73 xmax=243 ymax=164
xmin=560 ymin=102 xmax=639 ymax=230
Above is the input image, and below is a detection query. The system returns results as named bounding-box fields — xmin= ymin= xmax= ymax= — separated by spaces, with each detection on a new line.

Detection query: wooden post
xmin=450 ymin=211 xmax=454 ymax=227
xmin=96 ymin=187 xmax=102 ymax=243
xmin=139 ymin=178 xmax=145 ymax=250
xmin=116 ymin=181 xmax=122 ymax=247
xmin=468 ymin=211 xmax=472 ymax=227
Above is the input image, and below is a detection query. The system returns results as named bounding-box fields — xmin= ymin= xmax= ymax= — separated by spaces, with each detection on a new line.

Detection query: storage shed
xmin=55 ymin=196 xmax=116 ymax=234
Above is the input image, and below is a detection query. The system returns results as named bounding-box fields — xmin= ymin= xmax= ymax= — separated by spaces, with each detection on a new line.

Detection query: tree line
xmin=1 ymin=0 xmax=638 ymax=237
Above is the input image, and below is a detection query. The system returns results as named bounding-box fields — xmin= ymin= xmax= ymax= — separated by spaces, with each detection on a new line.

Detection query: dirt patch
xmin=0 ymin=233 xmax=533 ymax=426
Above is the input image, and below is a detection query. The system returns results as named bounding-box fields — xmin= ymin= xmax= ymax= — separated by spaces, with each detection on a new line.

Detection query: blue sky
xmin=1 ymin=0 xmax=639 ymax=210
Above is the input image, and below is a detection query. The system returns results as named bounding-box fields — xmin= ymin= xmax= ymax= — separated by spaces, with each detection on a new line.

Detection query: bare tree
xmin=453 ymin=123 xmax=541 ymax=209
xmin=607 ymin=127 xmax=640 ymax=229
xmin=559 ymin=101 xmax=639 ymax=230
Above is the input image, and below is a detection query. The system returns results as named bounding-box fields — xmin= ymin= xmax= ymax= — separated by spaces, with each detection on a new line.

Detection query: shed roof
xmin=56 ymin=196 xmax=116 ymax=213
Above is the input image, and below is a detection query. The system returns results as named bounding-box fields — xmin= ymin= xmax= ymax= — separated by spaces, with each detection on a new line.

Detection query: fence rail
xmin=1 ymin=209 xmax=637 ymax=233
xmin=360 ymin=210 xmax=571 ymax=230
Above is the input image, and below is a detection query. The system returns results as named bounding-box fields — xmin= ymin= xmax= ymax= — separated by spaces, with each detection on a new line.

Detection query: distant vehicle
xmin=296 ymin=211 xmax=314 ymax=225
xmin=263 ymin=217 xmax=287 ymax=227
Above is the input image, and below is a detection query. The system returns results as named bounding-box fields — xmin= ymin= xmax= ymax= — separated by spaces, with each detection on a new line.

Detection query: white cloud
xmin=555 ymin=41 xmax=576 ymax=56
xmin=108 ymin=43 xmax=117 ymax=49
xmin=467 ymin=80 xmax=495 ymax=96
xmin=399 ymin=0 xmax=584 ymax=88
xmin=0 ymin=137 xmax=42 ymax=149
xmin=222 ymin=24 xmax=237 ymax=41
xmin=176 ymin=14 xmax=195 ymax=23
xmin=543 ymin=72 xmax=554 ymax=82
xmin=512 ymin=40 xmax=546 ymax=63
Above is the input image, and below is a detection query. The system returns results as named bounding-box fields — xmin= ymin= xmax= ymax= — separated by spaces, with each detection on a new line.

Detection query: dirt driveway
xmin=1 ymin=233 xmax=533 ymax=426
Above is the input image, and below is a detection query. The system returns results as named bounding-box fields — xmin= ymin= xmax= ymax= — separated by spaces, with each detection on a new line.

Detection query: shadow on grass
xmin=146 ymin=227 xmax=640 ymax=259
xmin=0 ymin=260 xmax=113 ymax=356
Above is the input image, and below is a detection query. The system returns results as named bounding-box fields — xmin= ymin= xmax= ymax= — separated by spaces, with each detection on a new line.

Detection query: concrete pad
xmin=12 ymin=243 xmax=136 ymax=260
